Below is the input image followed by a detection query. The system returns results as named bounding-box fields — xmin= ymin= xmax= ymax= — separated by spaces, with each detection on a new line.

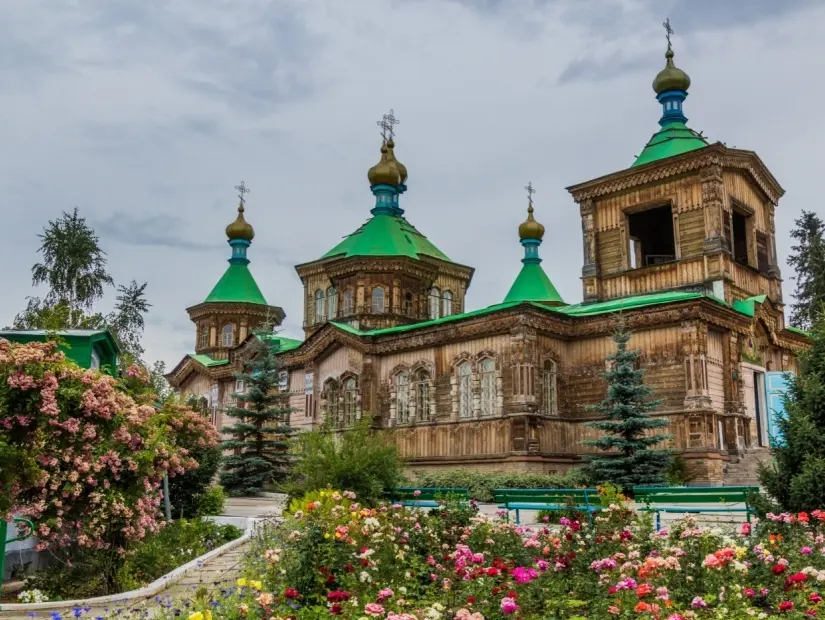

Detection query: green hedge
xmin=410 ymin=468 xmax=592 ymax=503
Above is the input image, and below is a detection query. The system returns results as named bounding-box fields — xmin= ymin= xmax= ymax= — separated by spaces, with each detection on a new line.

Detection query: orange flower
xmin=635 ymin=601 xmax=651 ymax=613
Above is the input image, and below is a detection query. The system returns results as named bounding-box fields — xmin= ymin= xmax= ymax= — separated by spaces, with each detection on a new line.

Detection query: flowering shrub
xmin=0 ymin=339 xmax=220 ymax=554
xmin=143 ymin=490 xmax=825 ymax=619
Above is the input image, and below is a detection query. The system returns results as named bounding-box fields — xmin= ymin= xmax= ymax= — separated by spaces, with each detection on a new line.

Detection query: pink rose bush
xmin=0 ymin=339 xmax=219 ymax=552
xmin=166 ymin=489 xmax=825 ymax=620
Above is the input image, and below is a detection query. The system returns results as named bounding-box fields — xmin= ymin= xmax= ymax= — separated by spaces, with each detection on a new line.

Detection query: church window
xmin=458 ymin=362 xmax=472 ymax=418
xmin=324 ymin=379 xmax=340 ymax=424
xmin=731 ymin=205 xmax=753 ymax=266
xmin=429 ymin=287 xmax=441 ymax=320
xmin=199 ymin=328 xmax=209 ymax=349
xmin=343 ymin=378 xmax=358 ymax=426
xmin=442 ymin=291 xmax=453 ymax=316
xmin=543 ymin=360 xmax=558 ymax=415
xmin=314 ymin=289 xmax=325 ymax=323
xmin=480 ymin=358 xmax=496 ymax=416
xmin=396 ymin=371 xmax=410 ymax=424
xmin=756 ymin=231 xmax=770 ymax=274
xmin=371 ymin=287 xmax=385 ymax=313
xmin=221 ymin=324 xmax=234 ymax=347
xmin=343 ymin=289 xmax=354 ymax=315
xmin=403 ymin=292 xmax=413 ymax=316
xmin=414 ymin=369 xmax=430 ymax=420
xmin=327 ymin=287 xmax=337 ymax=319
xmin=626 ymin=204 xmax=676 ymax=268
xmin=235 ymin=379 xmax=245 ymax=394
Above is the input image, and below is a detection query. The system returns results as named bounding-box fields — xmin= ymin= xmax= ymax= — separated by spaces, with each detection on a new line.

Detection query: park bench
xmin=493 ymin=488 xmax=600 ymax=525
xmin=633 ymin=485 xmax=759 ymax=530
xmin=386 ymin=487 xmax=470 ymax=508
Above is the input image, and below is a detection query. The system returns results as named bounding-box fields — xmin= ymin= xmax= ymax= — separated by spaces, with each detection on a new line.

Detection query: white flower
xmin=359 ymin=571 xmax=372 ymax=583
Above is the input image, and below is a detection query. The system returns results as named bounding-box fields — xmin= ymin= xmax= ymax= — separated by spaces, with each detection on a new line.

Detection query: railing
xmin=1 ymin=517 xmax=35 ymax=581
xmin=645 ymin=254 xmax=677 ymax=266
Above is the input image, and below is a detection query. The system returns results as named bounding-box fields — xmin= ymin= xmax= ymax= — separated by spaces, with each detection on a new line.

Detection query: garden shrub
xmin=286 ymin=420 xmax=402 ymax=506
xmin=411 ymin=467 xmax=591 ymax=502
xmin=195 ymin=485 xmax=227 ymax=517
xmin=168 ymin=442 xmax=223 ymax=517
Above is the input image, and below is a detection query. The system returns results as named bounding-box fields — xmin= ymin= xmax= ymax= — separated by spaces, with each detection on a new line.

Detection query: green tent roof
xmin=188 ymin=353 xmax=229 ymax=367
xmin=204 ymin=262 xmax=268 ymax=305
xmin=503 ymin=262 xmax=565 ymax=305
xmin=632 ymin=122 xmax=709 ymax=167
xmin=258 ymin=333 xmax=303 ymax=353
xmin=322 ymin=213 xmax=450 ymax=261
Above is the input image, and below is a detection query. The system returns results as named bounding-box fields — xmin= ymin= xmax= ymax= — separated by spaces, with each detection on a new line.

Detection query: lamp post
xmin=0 ymin=517 xmax=34 ymax=584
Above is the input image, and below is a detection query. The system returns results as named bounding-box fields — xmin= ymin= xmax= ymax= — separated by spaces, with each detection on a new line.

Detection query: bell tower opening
xmin=627 ymin=204 xmax=676 ymax=269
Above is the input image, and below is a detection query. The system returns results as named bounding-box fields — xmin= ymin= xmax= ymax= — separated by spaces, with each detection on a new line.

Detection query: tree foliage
xmin=584 ymin=320 xmax=672 ymax=490
xmin=788 ymin=210 xmax=825 ymax=330
xmin=220 ymin=332 xmax=296 ymax=496
xmin=106 ymin=280 xmax=152 ymax=360
xmin=759 ymin=316 xmax=825 ymax=511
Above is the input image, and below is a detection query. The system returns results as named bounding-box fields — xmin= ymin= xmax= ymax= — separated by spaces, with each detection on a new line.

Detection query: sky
xmin=1 ymin=0 xmax=824 ymax=369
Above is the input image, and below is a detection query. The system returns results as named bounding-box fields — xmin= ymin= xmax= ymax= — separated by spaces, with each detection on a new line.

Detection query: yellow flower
xmin=324 ymin=533 xmax=331 ymax=539
xmin=205 ymin=612 xmax=212 ymax=620
xmin=250 ymin=580 xmax=263 ymax=590
xmin=237 ymin=578 xmax=248 ymax=587
xmin=189 ymin=613 xmax=203 ymax=620
xmin=239 ymin=604 xmax=249 ymax=616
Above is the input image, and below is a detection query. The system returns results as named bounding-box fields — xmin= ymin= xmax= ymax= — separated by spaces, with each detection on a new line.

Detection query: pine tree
xmin=759 ymin=316 xmax=825 ymax=512
xmin=788 ymin=210 xmax=825 ymax=331
xmin=220 ymin=330 xmax=295 ymax=496
xmin=585 ymin=320 xmax=672 ymax=490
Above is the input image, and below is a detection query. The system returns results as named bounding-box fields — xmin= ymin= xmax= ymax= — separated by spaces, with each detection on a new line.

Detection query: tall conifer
xmin=788 ymin=210 xmax=825 ymax=330
xmin=585 ymin=320 xmax=672 ymax=490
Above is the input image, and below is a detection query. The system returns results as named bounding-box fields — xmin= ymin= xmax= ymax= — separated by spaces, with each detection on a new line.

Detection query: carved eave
xmin=166 ymin=355 xmax=221 ymax=388
xmin=295 ymin=254 xmax=474 ymax=285
xmin=278 ymin=322 xmax=370 ymax=367
xmin=566 ymin=143 xmax=785 ymax=206
xmin=185 ymin=300 xmax=285 ymax=324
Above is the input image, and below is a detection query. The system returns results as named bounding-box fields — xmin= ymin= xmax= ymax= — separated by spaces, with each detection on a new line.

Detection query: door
xmin=766 ymin=371 xmax=792 ymax=446
xmin=741 ymin=366 xmax=756 ymax=447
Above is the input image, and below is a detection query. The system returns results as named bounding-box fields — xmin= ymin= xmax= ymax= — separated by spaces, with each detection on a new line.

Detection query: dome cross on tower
xmin=663 ymin=17 xmax=674 ymax=50
xmin=234 ymin=180 xmax=250 ymax=207
xmin=225 ymin=181 xmax=255 ymax=264
xmin=377 ymin=109 xmax=400 ymax=142
xmin=368 ymin=109 xmax=408 ymax=215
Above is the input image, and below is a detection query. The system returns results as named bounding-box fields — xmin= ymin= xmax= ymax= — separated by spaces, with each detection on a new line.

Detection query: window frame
xmin=343 ymin=378 xmax=358 ymax=426
xmin=327 ymin=286 xmax=337 ymax=319
xmin=221 ymin=324 xmax=234 ymax=347
xmin=395 ymin=371 xmax=410 ymax=424
xmin=429 ymin=287 xmax=441 ymax=320
xmin=479 ymin=358 xmax=496 ymax=417
xmin=314 ymin=289 xmax=325 ymax=323
xmin=543 ymin=359 xmax=558 ymax=416
xmin=457 ymin=362 xmax=472 ymax=418
xmin=414 ymin=368 xmax=431 ymax=421
xmin=442 ymin=290 xmax=453 ymax=317
xmin=371 ymin=287 xmax=385 ymax=313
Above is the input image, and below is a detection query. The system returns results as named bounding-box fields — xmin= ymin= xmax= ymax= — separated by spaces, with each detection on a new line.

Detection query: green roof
xmin=787 ymin=325 xmax=811 ymax=337
xmin=322 ymin=213 xmax=450 ymax=261
xmin=188 ymin=354 xmax=229 ymax=367
xmin=259 ymin=334 xmax=303 ymax=353
xmin=632 ymin=122 xmax=709 ymax=167
xmin=204 ymin=262 xmax=268 ymax=305
xmin=503 ymin=262 xmax=565 ymax=305
xmin=731 ymin=295 xmax=768 ymax=318
xmin=553 ymin=291 xmax=706 ymax=317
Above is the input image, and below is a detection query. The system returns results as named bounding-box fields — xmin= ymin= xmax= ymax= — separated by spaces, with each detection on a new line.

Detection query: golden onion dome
xmin=225 ymin=204 xmax=255 ymax=241
xmin=518 ymin=205 xmax=545 ymax=241
xmin=367 ymin=144 xmax=401 ymax=187
xmin=653 ymin=47 xmax=691 ymax=94
xmin=385 ymin=139 xmax=407 ymax=184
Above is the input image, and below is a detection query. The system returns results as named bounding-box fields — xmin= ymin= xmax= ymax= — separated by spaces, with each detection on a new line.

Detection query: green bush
xmin=195 ymin=485 xmax=227 ymax=517
xmin=411 ymin=468 xmax=592 ymax=503
xmin=285 ymin=420 xmax=403 ymax=506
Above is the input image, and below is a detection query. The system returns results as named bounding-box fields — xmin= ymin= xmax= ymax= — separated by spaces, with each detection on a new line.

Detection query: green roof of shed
xmin=632 ymin=122 xmax=709 ymax=167
xmin=503 ymin=262 xmax=565 ymax=305
xmin=322 ymin=213 xmax=450 ymax=261
xmin=204 ymin=263 xmax=268 ymax=305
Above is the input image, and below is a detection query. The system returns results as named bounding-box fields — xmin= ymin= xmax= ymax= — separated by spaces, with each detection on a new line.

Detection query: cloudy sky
xmin=2 ymin=0 xmax=823 ymax=368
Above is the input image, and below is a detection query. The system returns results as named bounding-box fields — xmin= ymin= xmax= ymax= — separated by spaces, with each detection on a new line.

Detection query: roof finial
xmin=663 ymin=17 xmax=674 ymax=51
xmin=524 ymin=181 xmax=536 ymax=211
xmin=377 ymin=109 xmax=400 ymax=142
xmin=234 ymin=181 xmax=250 ymax=211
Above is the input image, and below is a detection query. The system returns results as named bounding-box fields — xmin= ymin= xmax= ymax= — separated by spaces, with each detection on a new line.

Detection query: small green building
xmin=0 ymin=329 xmax=120 ymax=374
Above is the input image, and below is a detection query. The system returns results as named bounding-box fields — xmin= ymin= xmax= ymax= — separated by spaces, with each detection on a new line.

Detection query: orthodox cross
xmin=663 ymin=18 xmax=674 ymax=49
xmin=235 ymin=181 xmax=250 ymax=206
xmin=524 ymin=181 xmax=536 ymax=208
xmin=377 ymin=109 xmax=400 ymax=141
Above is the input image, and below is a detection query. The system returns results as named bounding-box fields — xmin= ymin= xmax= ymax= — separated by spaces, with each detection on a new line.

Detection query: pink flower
xmin=413 ymin=490 xmax=422 ymax=497
xmin=365 ymin=603 xmax=385 ymax=616
xmin=377 ymin=588 xmax=394 ymax=602
xmin=740 ymin=522 xmax=752 ymax=535
xmin=512 ymin=566 xmax=537 ymax=584
xmin=500 ymin=598 xmax=519 ymax=615
xmin=691 ymin=597 xmax=708 ymax=609
xmin=779 ymin=601 xmax=794 ymax=612
xmin=802 ymin=546 xmax=814 ymax=554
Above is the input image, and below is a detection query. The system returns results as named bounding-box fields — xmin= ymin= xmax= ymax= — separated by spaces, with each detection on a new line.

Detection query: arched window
xmin=414 ymin=368 xmax=430 ymax=420
xmin=480 ymin=358 xmax=496 ymax=416
xmin=324 ymin=379 xmax=341 ymax=424
xmin=403 ymin=292 xmax=413 ymax=316
xmin=221 ymin=324 xmax=234 ymax=347
xmin=396 ymin=371 xmax=410 ymax=424
xmin=199 ymin=328 xmax=209 ymax=349
xmin=429 ymin=287 xmax=441 ymax=320
xmin=458 ymin=362 xmax=472 ymax=418
xmin=543 ymin=360 xmax=558 ymax=416
xmin=442 ymin=291 xmax=453 ymax=317
xmin=371 ymin=287 xmax=385 ymax=313
xmin=343 ymin=378 xmax=358 ymax=426
xmin=314 ymin=289 xmax=325 ymax=323
xmin=343 ymin=289 xmax=354 ymax=315
xmin=327 ymin=287 xmax=337 ymax=319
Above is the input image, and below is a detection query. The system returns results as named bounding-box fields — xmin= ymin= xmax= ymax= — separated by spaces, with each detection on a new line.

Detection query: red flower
xmin=773 ymin=564 xmax=787 ymax=574
xmin=635 ymin=602 xmax=651 ymax=613
xmin=636 ymin=584 xmax=654 ymax=597
xmin=799 ymin=512 xmax=810 ymax=523
xmin=780 ymin=601 xmax=795 ymax=612
xmin=811 ymin=593 xmax=823 ymax=604
xmin=329 ymin=604 xmax=343 ymax=615
xmin=507 ymin=590 xmax=518 ymax=599
xmin=284 ymin=587 xmax=299 ymax=599
xmin=466 ymin=596 xmax=477 ymax=604
xmin=744 ymin=588 xmax=756 ymax=598
xmin=486 ymin=567 xmax=500 ymax=577
xmin=344 ymin=563 xmax=354 ymax=573
xmin=790 ymin=572 xmax=808 ymax=584
xmin=327 ymin=591 xmax=351 ymax=603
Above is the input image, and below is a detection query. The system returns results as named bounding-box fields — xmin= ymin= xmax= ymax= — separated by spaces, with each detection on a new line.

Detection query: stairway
xmin=723 ymin=448 xmax=772 ymax=486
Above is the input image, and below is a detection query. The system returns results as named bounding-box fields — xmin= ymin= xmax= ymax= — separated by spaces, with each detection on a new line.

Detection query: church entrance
xmin=741 ymin=364 xmax=769 ymax=448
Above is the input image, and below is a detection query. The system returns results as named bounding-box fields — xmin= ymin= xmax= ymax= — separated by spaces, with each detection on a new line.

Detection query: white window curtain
xmin=343 ymin=378 xmax=358 ymax=425
xmin=414 ymin=369 xmax=430 ymax=420
xmin=442 ymin=291 xmax=453 ymax=316
xmin=396 ymin=372 xmax=410 ymax=424
xmin=458 ymin=362 xmax=472 ymax=418
xmin=429 ymin=287 xmax=441 ymax=320
xmin=221 ymin=324 xmax=234 ymax=347
xmin=327 ymin=286 xmax=336 ymax=319
xmin=314 ymin=289 xmax=325 ymax=323
xmin=480 ymin=358 xmax=496 ymax=416
xmin=371 ymin=288 xmax=385 ymax=313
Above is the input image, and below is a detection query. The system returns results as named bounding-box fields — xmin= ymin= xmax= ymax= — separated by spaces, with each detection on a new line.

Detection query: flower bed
xmin=148 ymin=489 xmax=825 ymax=619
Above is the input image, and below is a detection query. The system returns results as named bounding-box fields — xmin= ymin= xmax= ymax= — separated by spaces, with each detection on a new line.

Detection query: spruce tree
xmin=788 ymin=210 xmax=825 ymax=331
xmin=759 ymin=317 xmax=825 ymax=512
xmin=220 ymin=330 xmax=295 ymax=496
xmin=585 ymin=320 xmax=672 ymax=490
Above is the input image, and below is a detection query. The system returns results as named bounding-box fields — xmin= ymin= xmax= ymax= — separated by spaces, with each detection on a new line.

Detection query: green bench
xmin=493 ymin=488 xmax=600 ymax=525
xmin=386 ymin=487 xmax=470 ymax=508
xmin=633 ymin=486 xmax=759 ymax=530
